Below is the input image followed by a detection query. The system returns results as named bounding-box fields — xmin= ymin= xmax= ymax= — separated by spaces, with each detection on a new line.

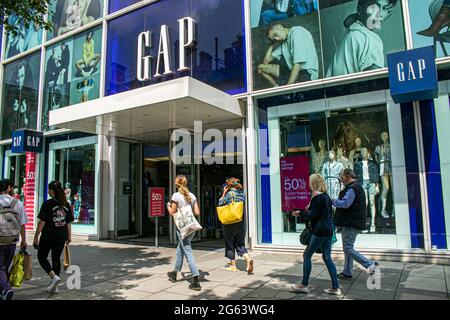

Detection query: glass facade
xmin=106 ymin=0 xmax=246 ymax=96
xmin=0 ymin=0 xmax=447 ymax=248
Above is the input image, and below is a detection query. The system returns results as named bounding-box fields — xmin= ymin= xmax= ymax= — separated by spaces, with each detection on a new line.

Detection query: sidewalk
xmin=12 ymin=237 xmax=450 ymax=300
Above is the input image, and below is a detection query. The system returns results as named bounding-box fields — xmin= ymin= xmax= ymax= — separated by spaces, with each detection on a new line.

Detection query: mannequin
xmin=349 ymin=137 xmax=363 ymax=169
xmin=65 ymin=182 xmax=72 ymax=206
xmin=336 ymin=146 xmax=350 ymax=169
xmin=375 ymin=131 xmax=392 ymax=218
xmin=312 ymin=139 xmax=327 ymax=173
xmin=321 ymin=150 xmax=344 ymax=200
xmin=354 ymin=148 xmax=379 ymax=233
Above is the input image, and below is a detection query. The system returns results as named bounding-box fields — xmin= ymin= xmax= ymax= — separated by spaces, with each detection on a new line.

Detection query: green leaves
xmin=0 ymin=0 xmax=53 ymax=36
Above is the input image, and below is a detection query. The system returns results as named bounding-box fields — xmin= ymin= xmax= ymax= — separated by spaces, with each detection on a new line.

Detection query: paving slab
xmin=222 ymin=274 xmax=272 ymax=289
xmin=132 ymin=276 xmax=179 ymax=294
xmin=142 ymin=292 xmax=188 ymax=300
xmin=344 ymin=288 xmax=396 ymax=300
xmin=163 ymin=279 xmax=220 ymax=297
xmin=194 ymin=285 xmax=253 ymax=300
xmin=394 ymin=290 xmax=448 ymax=300
xmin=397 ymin=276 xmax=447 ymax=293
xmin=402 ymin=264 xmax=446 ymax=279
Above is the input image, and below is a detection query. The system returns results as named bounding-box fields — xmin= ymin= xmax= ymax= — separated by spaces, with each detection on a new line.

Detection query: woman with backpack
xmin=218 ymin=177 xmax=253 ymax=274
xmin=166 ymin=175 xmax=201 ymax=291
xmin=291 ymin=174 xmax=340 ymax=295
xmin=33 ymin=181 xmax=74 ymax=294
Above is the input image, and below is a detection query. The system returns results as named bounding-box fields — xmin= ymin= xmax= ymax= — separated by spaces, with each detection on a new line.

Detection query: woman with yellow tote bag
xmin=217 ymin=177 xmax=253 ymax=274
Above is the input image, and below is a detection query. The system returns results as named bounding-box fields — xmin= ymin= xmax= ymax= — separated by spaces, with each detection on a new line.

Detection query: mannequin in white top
xmin=321 ymin=150 xmax=344 ymax=200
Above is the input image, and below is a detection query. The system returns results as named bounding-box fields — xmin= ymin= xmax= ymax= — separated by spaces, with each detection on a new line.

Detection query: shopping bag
xmin=63 ymin=244 xmax=71 ymax=271
xmin=23 ymin=249 xmax=32 ymax=280
xmin=216 ymin=192 xmax=244 ymax=225
xmin=9 ymin=250 xmax=24 ymax=287
xmin=331 ymin=227 xmax=338 ymax=246
xmin=173 ymin=205 xmax=202 ymax=240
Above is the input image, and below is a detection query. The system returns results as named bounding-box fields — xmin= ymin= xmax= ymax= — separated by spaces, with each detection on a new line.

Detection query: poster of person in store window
xmin=70 ymin=28 xmax=101 ymax=104
xmin=48 ymin=0 xmax=104 ymax=40
xmin=1 ymin=54 xmax=40 ymax=140
xmin=409 ymin=0 xmax=450 ymax=58
xmin=250 ymin=1 xmax=322 ymax=90
xmin=42 ymin=27 xmax=101 ymax=131
xmin=321 ymin=0 xmax=406 ymax=77
xmin=4 ymin=15 xmax=43 ymax=59
xmin=43 ymin=41 xmax=73 ymax=130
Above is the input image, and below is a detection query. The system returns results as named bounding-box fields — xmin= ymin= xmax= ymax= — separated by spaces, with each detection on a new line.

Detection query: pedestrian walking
xmin=333 ymin=169 xmax=379 ymax=280
xmin=166 ymin=175 xmax=201 ymax=291
xmin=218 ymin=177 xmax=254 ymax=274
xmin=33 ymin=181 xmax=74 ymax=294
xmin=0 ymin=179 xmax=28 ymax=300
xmin=291 ymin=174 xmax=340 ymax=295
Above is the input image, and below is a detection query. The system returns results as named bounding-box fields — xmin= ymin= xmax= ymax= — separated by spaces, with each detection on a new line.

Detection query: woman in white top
xmin=166 ymin=175 xmax=201 ymax=291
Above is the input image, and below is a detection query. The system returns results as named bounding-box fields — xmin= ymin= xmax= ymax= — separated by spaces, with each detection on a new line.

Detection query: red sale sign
xmin=280 ymin=156 xmax=310 ymax=212
xmin=24 ymin=152 xmax=37 ymax=230
xmin=149 ymin=188 xmax=165 ymax=217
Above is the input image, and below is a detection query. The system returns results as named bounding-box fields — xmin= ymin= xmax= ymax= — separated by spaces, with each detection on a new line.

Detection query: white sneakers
xmin=324 ymin=288 xmax=342 ymax=296
xmin=47 ymin=275 xmax=61 ymax=294
xmin=367 ymin=262 xmax=380 ymax=275
xmin=291 ymin=284 xmax=312 ymax=294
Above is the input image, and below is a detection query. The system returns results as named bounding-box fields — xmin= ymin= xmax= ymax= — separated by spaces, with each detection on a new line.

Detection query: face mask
xmin=232 ymin=181 xmax=239 ymax=187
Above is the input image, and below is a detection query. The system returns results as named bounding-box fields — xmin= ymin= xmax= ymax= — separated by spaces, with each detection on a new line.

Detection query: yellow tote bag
xmin=217 ymin=192 xmax=244 ymax=225
xmin=9 ymin=250 xmax=25 ymax=287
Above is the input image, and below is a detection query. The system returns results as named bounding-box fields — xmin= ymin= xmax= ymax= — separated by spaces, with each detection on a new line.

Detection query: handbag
xmin=217 ymin=192 xmax=244 ymax=225
xmin=173 ymin=204 xmax=202 ymax=240
xmin=299 ymin=221 xmax=312 ymax=246
xmin=23 ymin=249 xmax=32 ymax=280
xmin=63 ymin=244 xmax=71 ymax=271
xmin=9 ymin=249 xmax=25 ymax=287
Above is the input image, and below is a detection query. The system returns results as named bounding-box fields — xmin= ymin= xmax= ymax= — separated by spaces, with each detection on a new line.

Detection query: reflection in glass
xmin=108 ymin=0 xmax=142 ymax=13
xmin=1 ymin=53 xmax=40 ymax=139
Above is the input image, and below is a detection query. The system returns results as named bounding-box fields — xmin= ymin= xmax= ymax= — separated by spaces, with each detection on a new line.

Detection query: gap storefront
xmin=0 ymin=0 xmax=449 ymax=258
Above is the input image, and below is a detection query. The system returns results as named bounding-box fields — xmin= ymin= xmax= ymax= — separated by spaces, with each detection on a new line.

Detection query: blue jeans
xmin=342 ymin=227 xmax=373 ymax=276
xmin=174 ymin=231 xmax=199 ymax=277
xmin=302 ymin=234 xmax=339 ymax=289
xmin=0 ymin=244 xmax=16 ymax=292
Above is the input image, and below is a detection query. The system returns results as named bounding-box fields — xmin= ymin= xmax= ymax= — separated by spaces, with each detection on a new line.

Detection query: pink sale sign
xmin=280 ymin=156 xmax=311 ymax=212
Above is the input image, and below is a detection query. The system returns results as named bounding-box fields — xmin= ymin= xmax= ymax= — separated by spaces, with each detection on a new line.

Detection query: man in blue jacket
xmin=333 ymin=169 xmax=379 ymax=280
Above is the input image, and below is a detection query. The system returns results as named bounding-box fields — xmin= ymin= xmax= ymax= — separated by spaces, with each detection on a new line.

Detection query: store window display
xmin=321 ymin=150 xmax=344 ymax=200
xmin=354 ymin=147 xmax=380 ymax=233
xmin=374 ymin=131 xmax=393 ymax=218
xmin=271 ymin=104 xmax=397 ymax=236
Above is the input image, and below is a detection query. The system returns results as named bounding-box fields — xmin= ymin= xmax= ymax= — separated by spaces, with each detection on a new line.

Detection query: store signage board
xmin=137 ymin=17 xmax=196 ymax=81
xmin=149 ymin=187 xmax=165 ymax=217
xmin=387 ymin=46 xmax=438 ymax=104
xmin=11 ymin=130 xmax=43 ymax=154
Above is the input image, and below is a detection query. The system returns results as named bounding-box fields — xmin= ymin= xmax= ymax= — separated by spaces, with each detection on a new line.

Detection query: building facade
xmin=0 ymin=0 xmax=449 ymax=258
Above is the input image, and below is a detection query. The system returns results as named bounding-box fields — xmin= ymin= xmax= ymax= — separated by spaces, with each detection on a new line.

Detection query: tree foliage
xmin=0 ymin=0 xmax=53 ymax=35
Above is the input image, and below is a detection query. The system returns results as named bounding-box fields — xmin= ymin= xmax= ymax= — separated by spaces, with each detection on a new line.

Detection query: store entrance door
xmin=116 ymin=140 xmax=141 ymax=238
